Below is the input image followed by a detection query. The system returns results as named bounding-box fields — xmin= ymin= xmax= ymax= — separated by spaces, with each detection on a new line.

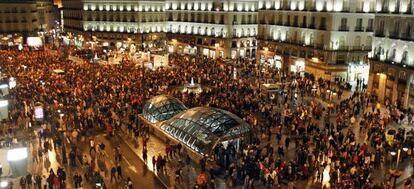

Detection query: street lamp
xmin=389 ymin=144 xmax=405 ymax=189
xmin=403 ymin=147 xmax=409 ymax=152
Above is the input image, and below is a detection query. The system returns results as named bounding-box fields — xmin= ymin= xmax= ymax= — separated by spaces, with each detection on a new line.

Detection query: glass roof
xmin=142 ymin=95 xmax=188 ymax=123
xmin=160 ymin=107 xmax=251 ymax=155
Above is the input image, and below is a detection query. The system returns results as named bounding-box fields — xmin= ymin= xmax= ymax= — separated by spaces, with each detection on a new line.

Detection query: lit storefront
xmin=183 ymin=46 xmax=197 ymax=55
xmin=260 ymin=54 xmax=282 ymax=68
xmin=290 ymin=58 xmax=305 ymax=73
xmin=202 ymin=48 xmax=218 ymax=59
xmin=347 ymin=63 xmax=369 ymax=84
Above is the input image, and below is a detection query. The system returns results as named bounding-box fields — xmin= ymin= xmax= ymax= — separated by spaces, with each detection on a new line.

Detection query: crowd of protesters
xmin=0 ymin=43 xmax=413 ymax=189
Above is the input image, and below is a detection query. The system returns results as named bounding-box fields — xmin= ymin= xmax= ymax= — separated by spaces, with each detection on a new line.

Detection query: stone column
xmin=404 ymin=73 xmax=413 ymax=109
xmin=367 ymin=71 xmax=375 ymax=94
xmin=392 ymin=77 xmax=398 ymax=104
xmin=377 ymin=73 xmax=387 ymax=103
xmin=222 ymin=39 xmax=232 ymax=59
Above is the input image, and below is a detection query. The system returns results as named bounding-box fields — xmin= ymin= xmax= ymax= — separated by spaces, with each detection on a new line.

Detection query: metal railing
xmin=354 ymin=26 xmax=364 ymax=32
xmin=338 ymin=26 xmax=349 ymax=31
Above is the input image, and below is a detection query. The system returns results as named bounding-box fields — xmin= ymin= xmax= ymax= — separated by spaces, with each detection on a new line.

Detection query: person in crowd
xmin=1 ymin=45 xmax=412 ymax=189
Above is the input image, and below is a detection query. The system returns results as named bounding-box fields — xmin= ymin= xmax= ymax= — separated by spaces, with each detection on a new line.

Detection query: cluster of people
xmin=0 ymin=43 xmax=413 ymax=189
xmin=19 ymin=168 xmax=66 ymax=189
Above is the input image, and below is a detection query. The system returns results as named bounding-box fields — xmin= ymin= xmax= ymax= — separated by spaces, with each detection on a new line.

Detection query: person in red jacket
xmin=404 ymin=179 xmax=412 ymax=189
xmin=53 ymin=176 xmax=60 ymax=188
xmin=303 ymin=163 xmax=309 ymax=179
xmin=106 ymin=124 xmax=113 ymax=137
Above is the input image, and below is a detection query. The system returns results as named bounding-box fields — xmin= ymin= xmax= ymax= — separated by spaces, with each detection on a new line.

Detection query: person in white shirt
xmin=42 ymin=175 xmax=47 ymax=189
xmin=89 ymin=139 xmax=96 ymax=155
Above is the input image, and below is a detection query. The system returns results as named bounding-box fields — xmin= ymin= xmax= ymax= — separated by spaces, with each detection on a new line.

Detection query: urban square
xmin=0 ymin=0 xmax=413 ymax=189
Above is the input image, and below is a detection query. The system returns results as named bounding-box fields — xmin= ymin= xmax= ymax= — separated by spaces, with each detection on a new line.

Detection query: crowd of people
xmin=0 ymin=43 xmax=413 ymax=189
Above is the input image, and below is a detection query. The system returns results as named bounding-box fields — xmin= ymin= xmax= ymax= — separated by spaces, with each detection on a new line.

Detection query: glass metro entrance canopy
xmin=160 ymin=107 xmax=251 ymax=155
xmin=142 ymin=95 xmax=188 ymax=123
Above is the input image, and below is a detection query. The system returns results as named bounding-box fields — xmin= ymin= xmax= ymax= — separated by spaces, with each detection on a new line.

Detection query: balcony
xmin=401 ymin=33 xmax=413 ymax=41
xmin=338 ymin=26 xmax=349 ymax=31
xmin=292 ymin=22 xmax=299 ymax=27
xmin=319 ymin=25 xmax=326 ymax=30
xmin=354 ymin=26 xmax=364 ymax=32
xmin=336 ymin=46 xmax=349 ymax=51
xmin=375 ymin=31 xmax=386 ymax=37
xmin=351 ymin=46 xmax=363 ymax=51
xmin=300 ymin=23 xmax=307 ymax=28
xmin=388 ymin=32 xmax=400 ymax=39
xmin=341 ymin=7 xmax=350 ymax=12
xmin=287 ymin=39 xmax=303 ymax=45
xmin=335 ymin=45 xmax=370 ymax=51
xmin=366 ymin=27 xmax=373 ymax=32
xmin=308 ymin=24 xmax=315 ymax=29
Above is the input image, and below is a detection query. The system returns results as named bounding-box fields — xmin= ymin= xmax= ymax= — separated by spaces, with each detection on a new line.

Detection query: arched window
xmin=401 ymin=50 xmax=408 ymax=64
xmin=388 ymin=48 xmax=396 ymax=60
xmin=375 ymin=46 xmax=382 ymax=57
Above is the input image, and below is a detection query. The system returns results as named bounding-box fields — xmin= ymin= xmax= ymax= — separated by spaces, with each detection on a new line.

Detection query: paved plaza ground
xmin=0 ymin=47 xmax=413 ymax=189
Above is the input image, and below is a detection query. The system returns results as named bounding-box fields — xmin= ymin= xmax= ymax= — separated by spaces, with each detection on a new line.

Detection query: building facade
xmin=60 ymin=0 xmax=414 ymax=107
xmin=62 ymin=0 xmax=166 ymax=48
xmin=368 ymin=0 xmax=414 ymax=109
xmin=257 ymin=0 xmax=375 ymax=83
xmin=0 ymin=0 xmax=58 ymax=35
xmin=62 ymin=0 xmax=258 ymax=59
xmin=165 ymin=0 xmax=258 ymax=59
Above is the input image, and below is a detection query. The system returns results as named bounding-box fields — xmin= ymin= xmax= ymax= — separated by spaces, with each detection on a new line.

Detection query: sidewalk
xmin=118 ymin=122 xmax=231 ymax=188
xmin=116 ymin=126 xmax=199 ymax=189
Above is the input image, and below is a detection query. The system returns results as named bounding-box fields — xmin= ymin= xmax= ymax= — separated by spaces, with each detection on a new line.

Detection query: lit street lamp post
xmin=389 ymin=144 xmax=409 ymax=189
